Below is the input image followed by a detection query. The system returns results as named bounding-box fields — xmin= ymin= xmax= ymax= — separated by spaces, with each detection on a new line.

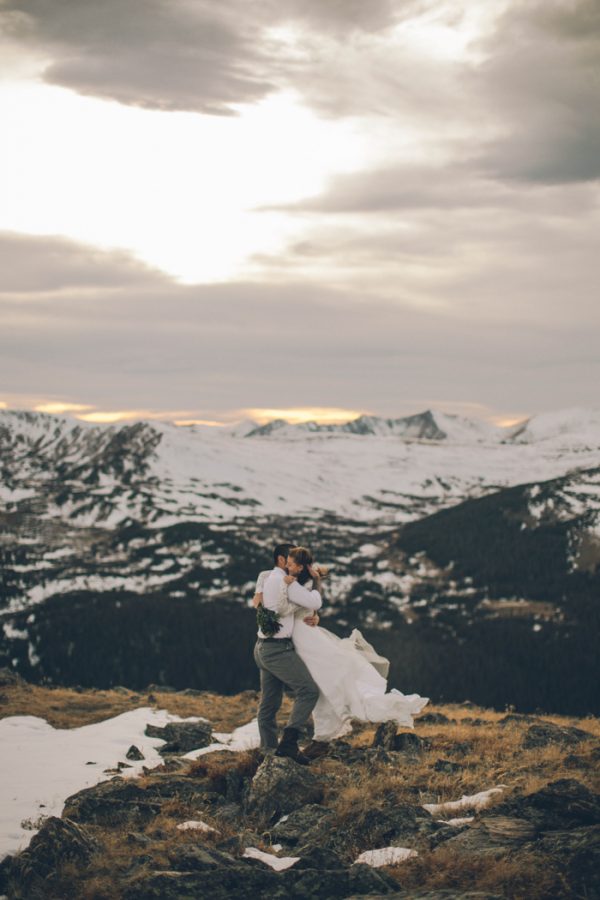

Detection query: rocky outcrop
xmin=433 ymin=778 xmax=600 ymax=874
xmin=246 ymin=756 xmax=324 ymax=824
xmin=372 ymin=722 xmax=428 ymax=755
xmin=271 ymin=803 xmax=333 ymax=846
xmin=145 ymin=720 xmax=213 ymax=754
xmin=522 ymin=722 xmax=593 ymax=749
xmin=3 ymin=817 xmax=99 ymax=898
xmin=63 ymin=773 xmax=213 ymax=827
xmin=122 ymin=860 xmax=397 ymax=899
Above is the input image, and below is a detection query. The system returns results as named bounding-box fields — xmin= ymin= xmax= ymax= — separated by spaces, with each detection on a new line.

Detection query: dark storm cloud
xmin=1 ymin=0 xmax=273 ymax=114
xmin=0 ymin=232 xmax=169 ymax=291
xmin=3 ymin=0 xmax=598 ymax=185
xmin=0 ymin=0 xmax=416 ymax=114
xmin=471 ymin=0 xmax=600 ymax=185
xmin=265 ymin=164 xmax=511 ymax=212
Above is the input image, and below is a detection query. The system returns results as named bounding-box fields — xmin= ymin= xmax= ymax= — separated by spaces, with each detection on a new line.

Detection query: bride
xmin=253 ymin=545 xmax=429 ymax=755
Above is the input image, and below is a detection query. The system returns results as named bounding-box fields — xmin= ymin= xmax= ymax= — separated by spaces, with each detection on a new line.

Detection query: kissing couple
xmin=252 ymin=543 xmax=429 ymax=765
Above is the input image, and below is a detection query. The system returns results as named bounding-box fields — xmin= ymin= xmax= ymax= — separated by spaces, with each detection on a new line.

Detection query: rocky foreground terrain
xmin=1 ymin=670 xmax=599 ymax=899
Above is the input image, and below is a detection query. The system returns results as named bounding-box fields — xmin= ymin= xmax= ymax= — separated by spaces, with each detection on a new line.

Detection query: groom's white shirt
xmin=258 ymin=566 xmax=322 ymax=639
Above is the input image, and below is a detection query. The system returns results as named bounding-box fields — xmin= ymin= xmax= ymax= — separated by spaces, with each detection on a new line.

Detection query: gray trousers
xmin=253 ymin=638 xmax=320 ymax=749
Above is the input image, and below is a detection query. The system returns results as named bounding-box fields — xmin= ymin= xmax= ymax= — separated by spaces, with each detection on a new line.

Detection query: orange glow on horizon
xmin=35 ymin=402 xmax=94 ymax=414
xmin=490 ymin=415 xmax=529 ymax=428
xmin=1 ymin=399 xmax=531 ymax=431
xmin=242 ymin=407 xmax=365 ymax=425
xmin=76 ymin=410 xmax=155 ymax=424
xmin=174 ymin=419 xmax=227 ymax=427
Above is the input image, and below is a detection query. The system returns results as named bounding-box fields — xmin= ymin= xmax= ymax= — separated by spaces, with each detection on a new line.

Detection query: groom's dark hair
xmin=273 ymin=542 xmax=293 ymax=565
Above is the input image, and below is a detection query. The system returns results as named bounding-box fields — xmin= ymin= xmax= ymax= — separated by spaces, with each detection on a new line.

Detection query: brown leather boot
xmin=274 ymin=727 xmax=311 ymax=765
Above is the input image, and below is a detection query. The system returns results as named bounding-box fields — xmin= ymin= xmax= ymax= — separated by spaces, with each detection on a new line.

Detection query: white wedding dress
xmin=256 ymin=571 xmax=429 ymax=741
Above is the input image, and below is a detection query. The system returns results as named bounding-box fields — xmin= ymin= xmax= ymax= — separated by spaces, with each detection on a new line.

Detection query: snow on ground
xmin=176 ymin=820 xmax=219 ymax=833
xmin=423 ymin=786 xmax=506 ymax=816
xmin=242 ymin=847 xmax=300 ymax=871
xmin=183 ymin=719 xmax=261 ymax=759
xmin=442 ymin=816 xmax=475 ymax=826
xmin=354 ymin=847 xmax=418 ymax=866
xmin=0 ymin=707 xmax=205 ymax=861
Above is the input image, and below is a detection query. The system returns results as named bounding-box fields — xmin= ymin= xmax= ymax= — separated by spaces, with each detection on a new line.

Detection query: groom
xmin=253 ymin=542 xmax=322 ymax=765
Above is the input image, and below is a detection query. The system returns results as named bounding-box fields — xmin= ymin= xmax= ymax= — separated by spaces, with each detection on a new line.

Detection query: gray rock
xmin=63 ymin=773 xmax=211 ymax=827
xmin=294 ymin=845 xmax=345 ymax=870
xmin=64 ymin=779 xmax=163 ymax=827
xmin=523 ymin=722 xmax=593 ymax=749
xmin=329 ymin=803 xmax=435 ymax=854
xmin=122 ymin=862 xmax=397 ymax=899
xmin=144 ymin=720 xmax=213 ymax=753
xmin=438 ymin=816 xmax=537 ymax=856
xmin=372 ymin=725 xmax=427 ymax=755
xmin=485 ymin=778 xmax=600 ymax=832
xmin=345 ymin=893 xmax=501 ymax=899
xmin=433 ymin=759 xmax=464 ymax=774
xmin=167 ymin=844 xmax=237 ymax=871
xmin=535 ymin=824 xmax=600 ymax=895
xmin=373 ymin=721 xmax=399 ymax=750
xmin=271 ymin=803 xmax=332 ymax=846
xmin=443 ymin=741 xmax=473 ymax=757
xmin=395 ymin=732 xmax=427 ymax=754
xmin=126 ymin=744 xmax=145 ymax=760
xmin=214 ymin=801 xmax=243 ymax=826
xmin=126 ymin=832 xmax=153 ymax=847
xmin=246 ymin=756 xmax=324 ymax=824
xmin=563 ymin=746 xmax=600 ymax=769
xmin=418 ymin=713 xmax=455 ymax=725
xmin=5 ymin=817 xmax=99 ymax=897
xmin=498 ymin=713 xmax=546 ymax=727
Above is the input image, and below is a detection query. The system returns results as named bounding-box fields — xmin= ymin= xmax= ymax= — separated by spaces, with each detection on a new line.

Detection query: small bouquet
xmin=256 ymin=605 xmax=282 ymax=637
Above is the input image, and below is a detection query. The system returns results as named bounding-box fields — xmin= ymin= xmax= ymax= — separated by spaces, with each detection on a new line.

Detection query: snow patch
xmin=0 ymin=707 xmax=206 ymax=860
xmin=355 ymin=846 xmax=418 ymax=866
xmin=423 ymin=786 xmax=506 ymax=815
xmin=242 ymin=847 xmax=300 ymax=870
xmin=176 ymin=820 xmax=219 ymax=833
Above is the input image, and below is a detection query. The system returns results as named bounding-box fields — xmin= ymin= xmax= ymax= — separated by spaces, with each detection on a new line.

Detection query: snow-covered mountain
xmin=509 ymin=407 xmax=600 ymax=447
xmin=246 ymin=410 xmax=506 ymax=441
xmin=1 ymin=407 xmax=599 ymax=711
xmin=2 ymin=407 xmax=600 ymax=531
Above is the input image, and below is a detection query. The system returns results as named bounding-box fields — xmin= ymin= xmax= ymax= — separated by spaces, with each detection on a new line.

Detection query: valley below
xmin=1 ymin=408 xmax=600 ymax=716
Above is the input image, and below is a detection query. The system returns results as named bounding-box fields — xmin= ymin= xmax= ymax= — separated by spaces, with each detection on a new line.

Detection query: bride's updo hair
xmin=288 ymin=546 xmax=328 ymax=585
xmin=288 ymin=546 xmax=313 ymax=585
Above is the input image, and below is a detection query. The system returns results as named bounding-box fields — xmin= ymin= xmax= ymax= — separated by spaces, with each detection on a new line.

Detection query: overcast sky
xmin=0 ymin=0 xmax=598 ymax=426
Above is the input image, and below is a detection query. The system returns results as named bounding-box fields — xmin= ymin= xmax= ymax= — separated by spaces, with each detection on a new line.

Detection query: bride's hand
xmin=283 ymin=575 xmax=296 ymax=585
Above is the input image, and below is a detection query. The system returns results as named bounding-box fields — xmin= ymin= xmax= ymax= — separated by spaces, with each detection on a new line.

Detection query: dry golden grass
xmin=0 ymin=681 xmax=283 ymax=732
xmin=323 ymin=702 xmax=600 ymax=823
xmin=392 ymin=845 xmax=573 ymax=900
xmin=3 ymin=685 xmax=598 ymax=899
xmin=0 ymin=682 xmax=145 ymax=729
